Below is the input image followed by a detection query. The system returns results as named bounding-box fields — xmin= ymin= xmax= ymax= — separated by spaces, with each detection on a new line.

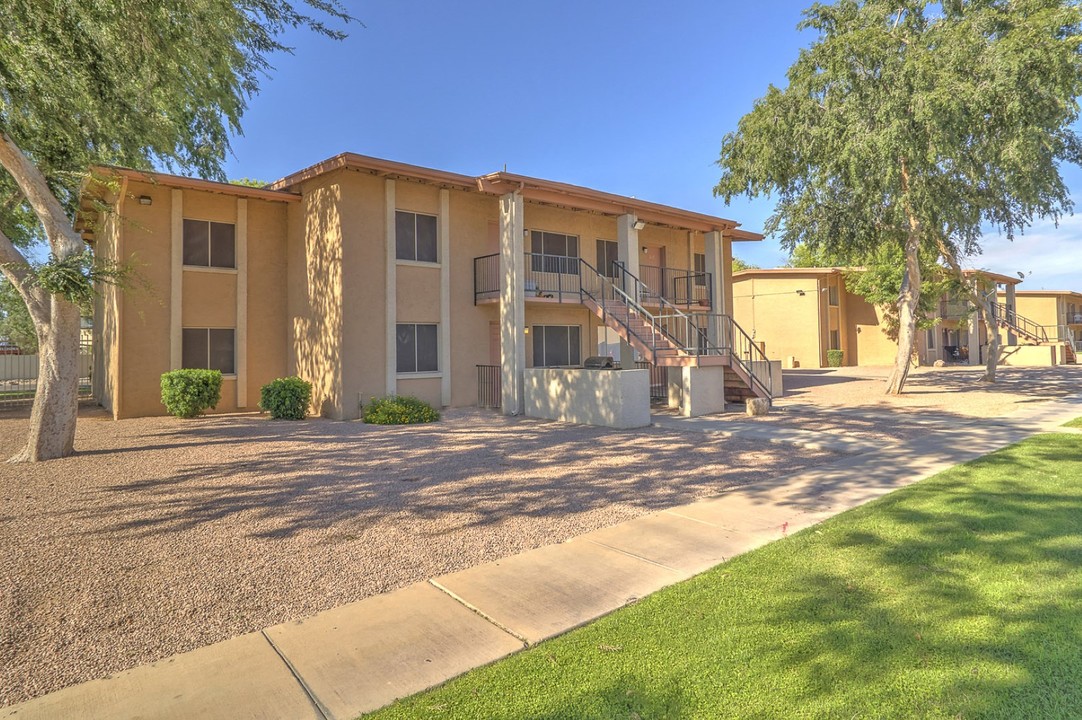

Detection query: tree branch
xmin=0 ymin=225 xmax=48 ymax=324
xmin=0 ymin=133 xmax=83 ymax=258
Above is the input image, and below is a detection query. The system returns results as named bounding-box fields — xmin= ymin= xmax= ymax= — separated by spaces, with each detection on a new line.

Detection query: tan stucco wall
xmin=446 ymin=191 xmax=499 ymax=407
xmin=289 ymin=174 xmax=345 ymax=418
xmin=109 ymin=180 xmax=289 ymax=418
xmin=845 ymin=289 xmax=896 ymax=366
xmin=116 ymin=180 xmax=172 ymax=418
xmin=732 ymin=276 xmax=823 ymax=367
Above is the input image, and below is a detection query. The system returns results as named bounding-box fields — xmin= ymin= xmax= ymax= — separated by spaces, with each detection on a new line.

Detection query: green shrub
xmin=259 ymin=376 xmax=313 ymax=420
xmin=826 ymin=349 xmax=845 ymax=367
xmin=160 ymin=369 xmax=222 ymax=418
xmin=362 ymin=395 xmax=440 ymax=425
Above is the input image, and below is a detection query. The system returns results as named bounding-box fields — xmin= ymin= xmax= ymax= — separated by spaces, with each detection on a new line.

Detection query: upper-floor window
xmin=596 ymin=239 xmax=619 ymax=278
xmin=183 ymin=220 xmax=235 ymax=268
xmin=827 ymin=284 xmax=840 ymax=307
xmin=396 ymin=323 xmax=439 ymax=373
xmin=694 ymin=253 xmax=707 ymax=287
xmin=182 ymin=328 xmax=235 ymax=374
xmin=395 ymin=211 xmax=438 ymax=263
xmin=531 ymin=231 xmax=579 ymax=275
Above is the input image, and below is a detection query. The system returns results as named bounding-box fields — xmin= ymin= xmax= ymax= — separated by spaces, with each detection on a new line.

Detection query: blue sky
xmin=221 ymin=0 xmax=1080 ymax=290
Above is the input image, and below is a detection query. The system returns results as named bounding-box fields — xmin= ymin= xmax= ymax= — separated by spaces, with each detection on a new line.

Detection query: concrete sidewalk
xmin=5 ymin=395 xmax=1081 ymax=720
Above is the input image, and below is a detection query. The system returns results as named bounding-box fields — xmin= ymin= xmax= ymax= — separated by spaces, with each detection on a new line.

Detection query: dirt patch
xmin=0 ymin=408 xmax=835 ymax=705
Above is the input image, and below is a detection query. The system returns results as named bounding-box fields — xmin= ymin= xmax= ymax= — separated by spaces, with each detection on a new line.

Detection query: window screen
xmin=532 ymin=325 xmax=581 ymax=367
xmin=182 ymin=328 xmax=235 ymax=373
xmin=395 ymin=211 xmax=438 ymax=263
xmin=183 ymin=220 xmax=235 ymax=268
xmin=396 ymin=323 xmax=439 ymax=373
xmin=596 ymin=239 xmax=619 ymax=278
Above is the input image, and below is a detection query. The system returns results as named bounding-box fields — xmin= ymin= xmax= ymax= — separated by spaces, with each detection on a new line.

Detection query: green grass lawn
xmin=1064 ymin=416 xmax=1082 ymax=428
xmin=367 ymin=434 xmax=1082 ymax=720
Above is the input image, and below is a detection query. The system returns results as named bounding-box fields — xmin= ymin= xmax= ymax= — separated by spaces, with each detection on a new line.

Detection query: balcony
xmin=474 ymin=253 xmax=712 ymax=309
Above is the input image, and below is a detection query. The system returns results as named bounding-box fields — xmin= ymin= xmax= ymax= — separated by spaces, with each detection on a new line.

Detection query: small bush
xmin=259 ymin=376 xmax=313 ymax=420
xmin=363 ymin=395 xmax=440 ymax=425
xmin=826 ymin=349 xmax=845 ymax=367
xmin=161 ymin=369 xmax=222 ymax=418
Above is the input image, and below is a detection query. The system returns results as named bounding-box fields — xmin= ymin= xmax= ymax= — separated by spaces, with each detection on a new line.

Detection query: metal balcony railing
xmin=474 ymin=254 xmax=711 ymax=309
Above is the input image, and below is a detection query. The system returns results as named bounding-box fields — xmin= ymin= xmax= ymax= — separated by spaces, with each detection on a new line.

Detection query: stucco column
xmin=169 ymin=189 xmax=183 ymax=370
xmin=439 ymin=189 xmax=452 ymax=406
xmin=705 ymin=231 xmax=726 ymax=316
xmin=1005 ymin=283 xmax=1017 ymax=345
xmin=705 ymin=230 xmax=726 ymax=350
xmin=384 ymin=179 xmax=397 ymax=395
xmin=616 ymin=214 xmax=640 ymax=369
xmin=500 ymin=192 xmax=526 ymax=414
xmin=235 ymin=198 xmax=248 ymax=408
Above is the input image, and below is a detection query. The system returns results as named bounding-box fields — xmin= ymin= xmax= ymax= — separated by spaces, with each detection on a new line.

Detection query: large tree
xmin=0 ymin=1 xmax=351 ymax=461
xmin=715 ymin=0 xmax=1082 ymax=394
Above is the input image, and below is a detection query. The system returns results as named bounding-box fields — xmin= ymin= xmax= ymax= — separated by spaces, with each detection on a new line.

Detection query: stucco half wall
xmin=524 ymin=368 xmax=650 ymax=429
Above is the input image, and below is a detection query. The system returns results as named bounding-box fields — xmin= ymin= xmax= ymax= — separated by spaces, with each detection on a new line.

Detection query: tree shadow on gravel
xmin=58 ymin=412 xmax=836 ymax=540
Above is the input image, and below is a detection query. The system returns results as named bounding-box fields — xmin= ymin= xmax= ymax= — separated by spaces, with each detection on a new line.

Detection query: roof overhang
xmin=268 ymin=153 xmax=478 ymax=191
xmin=476 ymin=171 xmax=761 ymax=238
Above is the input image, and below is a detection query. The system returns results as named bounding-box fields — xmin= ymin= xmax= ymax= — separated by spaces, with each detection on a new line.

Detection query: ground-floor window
xmin=396 ymin=323 xmax=439 ymax=373
xmin=532 ymin=325 xmax=581 ymax=367
xmin=182 ymin=328 xmax=235 ymax=374
xmin=926 ymin=329 xmax=936 ymax=349
xmin=829 ymin=329 xmax=840 ymax=351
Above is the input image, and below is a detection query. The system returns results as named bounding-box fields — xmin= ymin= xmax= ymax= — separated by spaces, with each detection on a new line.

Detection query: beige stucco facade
xmin=88 ymin=153 xmax=760 ymax=419
xmin=732 ymin=269 xmax=896 ymax=368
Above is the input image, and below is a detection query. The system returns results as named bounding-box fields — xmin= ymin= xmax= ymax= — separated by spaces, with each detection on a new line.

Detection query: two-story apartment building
xmin=732 ymin=267 xmax=1026 ymax=368
xmin=82 ymin=153 xmax=767 ymax=420
xmin=995 ymin=289 xmax=1082 ymax=363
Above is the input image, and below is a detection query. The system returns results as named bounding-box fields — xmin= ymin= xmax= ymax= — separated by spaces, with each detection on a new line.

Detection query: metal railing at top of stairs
xmin=991 ymin=302 xmax=1048 ymax=343
xmin=581 ymin=260 xmax=773 ymax=402
xmin=579 ymin=259 xmax=677 ymax=354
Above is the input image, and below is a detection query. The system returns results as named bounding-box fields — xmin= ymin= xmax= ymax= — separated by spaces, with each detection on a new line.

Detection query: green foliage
xmin=0 ymin=1 xmax=352 ymax=235
xmin=259 ymin=376 xmax=313 ymax=420
xmin=788 ymin=242 xmax=967 ymax=340
xmin=362 ymin=396 xmax=440 ymax=425
xmin=715 ymin=0 xmax=1082 ymax=264
xmin=22 ymin=250 xmax=134 ymax=312
xmin=0 ymin=276 xmax=36 ymax=351
xmin=229 ymin=178 xmax=271 ymax=189
xmin=826 ymin=348 xmax=844 ymax=367
xmin=369 ymin=434 xmax=1082 ymax=719
xmin=160 ymin=369 xmax=222 ymax=419
xmin=732 ymin=256 xmax=759 ymax=272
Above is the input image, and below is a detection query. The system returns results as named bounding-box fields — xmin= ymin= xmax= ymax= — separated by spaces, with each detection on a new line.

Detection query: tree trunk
xmin=976 ymin=298 xmax=1000 ymax=383
xmin=885 ymin=230 xmax=922 ymax=395
xmin=0 ymin=133 xmax=86 ymax=462
xmin=9 ymin=297 xmax=81 ymax=462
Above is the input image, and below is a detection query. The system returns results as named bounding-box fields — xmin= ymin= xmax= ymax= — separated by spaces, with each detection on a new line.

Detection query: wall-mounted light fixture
xmin=138 ymin=195 xmax=152 ymax=206
xmin=642 ymin=246 xmax=648 ymax=254
xmin=633 ymin=219 xmax=646 ymax=231
xmin=524 ymin=327 xmax=530 ymax=335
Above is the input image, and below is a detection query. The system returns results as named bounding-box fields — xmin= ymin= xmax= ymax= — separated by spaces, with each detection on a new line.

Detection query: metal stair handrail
xmin=581 ymin=260 xmax=772 ymax=402
xmin=992 ymin=302 xmax=1049 ymax=343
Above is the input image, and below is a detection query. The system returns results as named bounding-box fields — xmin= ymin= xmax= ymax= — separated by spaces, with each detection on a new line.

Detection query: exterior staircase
xmin=991 ymin=302 xmax=1048 ymax=344
xmin=579 ymin=260 xmax=773 ymax=403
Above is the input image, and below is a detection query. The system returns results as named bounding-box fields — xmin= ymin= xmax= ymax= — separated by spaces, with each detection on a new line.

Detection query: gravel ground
xmin=3 ymin=364 xmax=1077 ymax=706
xmin=0 ymin=408 xmax=836 ymax=706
